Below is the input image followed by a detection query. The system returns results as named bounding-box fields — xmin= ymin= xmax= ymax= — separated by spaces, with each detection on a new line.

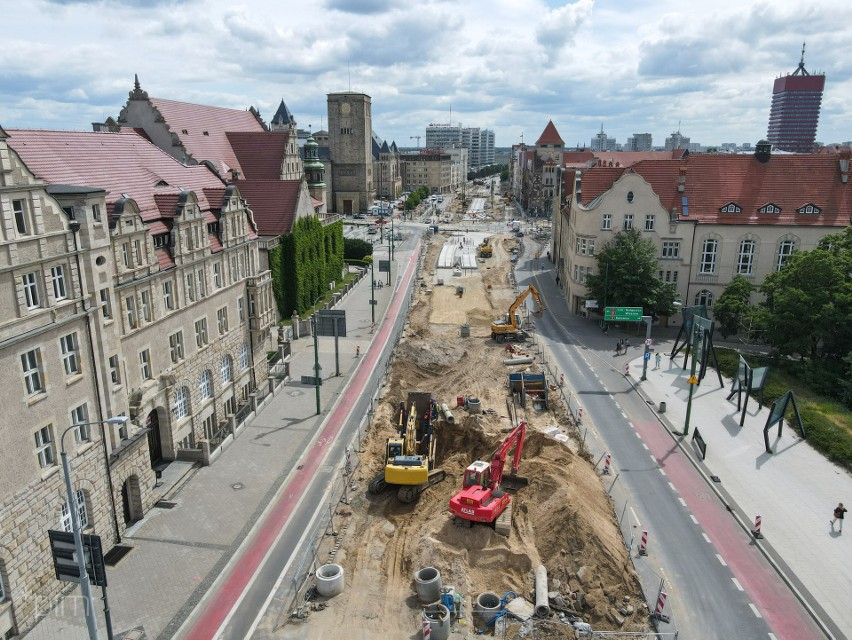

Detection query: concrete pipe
xmin=474 ymin=591 xmax=502 ymax=625
xmin=414 ymin=567 xmax=442 ymax=603
xmin=440 ymin=403 xmax=455 ymax=424
xmin=467 ymin=397 xmax=482 ymax=414
xmin=422 ymin=603 xmax=451 ymax=640
xmin=535 ymin=565 xmax=550 ymax=617
xmin=503 ymin=356 xmax=534 ymax=366
xmin=315 ymin=563 xmax=345 ymax=597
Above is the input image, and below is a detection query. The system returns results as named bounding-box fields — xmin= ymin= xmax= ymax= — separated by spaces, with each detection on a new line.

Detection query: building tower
xmin=327 ymin=92 xmax=373 ymax=214
xmin=767 ymin=44 xmax=825 ymax=153
xmin=303 ymin=132 xmax=326 ymax=208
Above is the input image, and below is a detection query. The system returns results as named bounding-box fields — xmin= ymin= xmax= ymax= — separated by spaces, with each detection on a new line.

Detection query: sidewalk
xmin=23 ymin=251 xmax=405 ymax=640
xmin=625 ymin=348 xmax=852 ymax=639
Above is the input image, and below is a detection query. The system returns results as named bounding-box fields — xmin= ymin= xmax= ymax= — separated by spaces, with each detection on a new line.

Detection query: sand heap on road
xmin=287 ymin=233 xmax=649 ymax=639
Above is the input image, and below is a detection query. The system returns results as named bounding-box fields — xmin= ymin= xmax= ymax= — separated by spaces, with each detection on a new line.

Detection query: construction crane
xmin=410 ymin=135 xmax=422 ymax=148
xmin=448 ymin=421 xmax=529 ymax=536
xmin=368 ymin=392 xmax=446 ymax=502
xmin=491 ymin=284 xmax=544 ymax=342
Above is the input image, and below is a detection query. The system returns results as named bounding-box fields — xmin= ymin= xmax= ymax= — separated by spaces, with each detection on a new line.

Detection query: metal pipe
xmin=534 ymin=565 xmax=550 ymax=617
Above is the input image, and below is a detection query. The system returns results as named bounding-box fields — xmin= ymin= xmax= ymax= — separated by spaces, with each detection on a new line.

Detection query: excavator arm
xmin=506 ymin=285 xmax=545 ymax=329
xmin=489 ymin=421 xmax=527 ymax=490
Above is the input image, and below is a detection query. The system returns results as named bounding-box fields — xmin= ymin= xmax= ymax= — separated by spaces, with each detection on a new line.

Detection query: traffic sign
xmin=604 ymin=306 xmax=643 ymax=322
xmin=645 ymin=338 xmax=653 ymax=346
xmin=687 ymin=375 xmax=699 ymax=385
xmin=644 ymin=352 xmax=651 ymax=361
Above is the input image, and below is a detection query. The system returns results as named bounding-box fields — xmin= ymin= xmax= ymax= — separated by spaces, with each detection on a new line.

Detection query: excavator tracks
xmin=495 ymin=502 xmax=513 ymax=537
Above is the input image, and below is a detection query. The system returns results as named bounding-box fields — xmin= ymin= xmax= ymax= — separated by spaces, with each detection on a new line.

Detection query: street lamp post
xmin=60 ymin=415 xmax=130 ymax=640
xmin=683 ymin=323 xmax=701 ymax=435
xmin=370 ymin=256 xmax=376 ymax=324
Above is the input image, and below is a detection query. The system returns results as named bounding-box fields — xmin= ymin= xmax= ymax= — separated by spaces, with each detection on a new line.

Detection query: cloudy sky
xmin=2 ymin=0 xmax=850 ymax=149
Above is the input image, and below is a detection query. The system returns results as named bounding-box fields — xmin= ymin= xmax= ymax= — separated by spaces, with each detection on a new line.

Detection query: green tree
xmin=584 ymin=229 xmax=678 ymax=318
xmin=759 ymin=227 xmax=852 ymax=360
xmin=713 ymin=275 xmax=754 ymax=338
xmin=344 ymin=237 xmax=374 ymax=261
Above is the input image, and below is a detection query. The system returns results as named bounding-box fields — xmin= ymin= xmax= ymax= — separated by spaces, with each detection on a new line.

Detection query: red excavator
xmin=448 ymin=421 xmax=529 ymax=536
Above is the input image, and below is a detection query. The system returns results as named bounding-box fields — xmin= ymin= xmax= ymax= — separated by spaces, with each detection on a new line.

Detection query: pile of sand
xmin=285 ymin=233 xmax=649 ymax=639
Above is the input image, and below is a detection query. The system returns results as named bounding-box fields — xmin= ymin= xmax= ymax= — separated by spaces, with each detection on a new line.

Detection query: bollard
xmin=356 ymin=345 xmax=361 ymax=357
xmin=624 ymin=362 xmax=630 ymax=376
xmin=638 ymin=530 xmax=648 ymax=556
xmin=753 ymin=514 xmax=763 ymax=539
xmin=559 ymin=373 xmax=564 ymax=387
xmin=602 ymin=453 xmax=611 ymax=475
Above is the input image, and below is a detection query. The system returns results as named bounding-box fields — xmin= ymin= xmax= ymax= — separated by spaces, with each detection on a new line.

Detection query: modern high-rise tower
xmin=767 ymin=44 xmax=825 ymax=153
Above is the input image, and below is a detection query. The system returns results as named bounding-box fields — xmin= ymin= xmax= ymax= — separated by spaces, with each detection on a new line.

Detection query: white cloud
xmin=0 ymin=0 xmax=850 ymax=147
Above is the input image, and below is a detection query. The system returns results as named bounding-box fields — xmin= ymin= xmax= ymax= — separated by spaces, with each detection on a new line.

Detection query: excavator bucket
xmin=502 ymin=473 xmax=529 ymax=490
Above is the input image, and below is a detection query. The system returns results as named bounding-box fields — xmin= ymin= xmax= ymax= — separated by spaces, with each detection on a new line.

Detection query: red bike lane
xmin=184 ymin=244 xmax=421 ymax=640
xmin=633 ymin=417 xmax=821 ymax=640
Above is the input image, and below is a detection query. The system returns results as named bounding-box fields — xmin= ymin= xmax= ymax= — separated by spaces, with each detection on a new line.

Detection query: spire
xmin=129 ymin=74 xmax=148 ymax=100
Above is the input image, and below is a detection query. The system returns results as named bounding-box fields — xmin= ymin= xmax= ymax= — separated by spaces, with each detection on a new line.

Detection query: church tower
xmin=304 ymin=132 xmax=326 ymax=208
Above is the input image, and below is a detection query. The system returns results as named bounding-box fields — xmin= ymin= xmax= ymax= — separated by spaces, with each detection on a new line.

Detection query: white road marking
xmin=630 ymin=507 xmax=641 ymax=527
xmin=629 ymin=422 xmax=636 ymax=430
xmin=678 ymin=498 xmax=687 ymax=507
xmin=732 ymin=578 xmax=744 ymax=591
xmin=749 ymin=603 xmax=763 ymax=618
xmin=716 ymin=554 xmax=727 ymax=566
xmin=690 ymin=514 xmax=699 ymax=525
xmin=768 ymin=634 xmax=778 ymax=640
xmin=702 ymin=533 xmax=712 ymax=544
xmin=650 ymin=454 xmax=656 ymax=463
xmin=614 ymin=403 xmax=621 ymax=411
xmin=659 ymin=468 xmax=667 ymax=476
xmin=667 ymin=481 xmax=676 ymax=492
xmin=642 ymin=443 xmax=649 ymax=450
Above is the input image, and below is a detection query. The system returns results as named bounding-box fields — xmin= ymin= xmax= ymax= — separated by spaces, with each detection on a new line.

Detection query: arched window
xmin=200 ymin=369 xmax=213 ymax=400
xmin=221 ymin=355 xmax=233 ymax=383
xmin=173 ymin=386 xmax=190 ymax=421
xmin=695 ymin=290 xmax=714 ymax=308
xmin=776 ymin=238 xmax=797 ymax=271
xmin=61 ymin=489 xmax=89 ymax=531
xmin=737 ymin=239 xmax=756 ymax=275
xmin=239 ymin=343 xmax=249 ymax=370
xmin=699 ymin=238 xmax=718 ymax=274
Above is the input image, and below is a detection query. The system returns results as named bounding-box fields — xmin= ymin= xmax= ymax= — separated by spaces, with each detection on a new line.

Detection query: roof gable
xmin=226 ymin=131 xmax=287 ymax=180
xmin=235 ymin=179 xmax=302 ymax=236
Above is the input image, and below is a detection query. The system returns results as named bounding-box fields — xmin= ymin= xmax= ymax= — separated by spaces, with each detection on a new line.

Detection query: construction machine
xmin=490 ymin=284 xmax=544 ymax=342
xmin=368 ymin=392 xmax=446 ymax=503
xmin=479 ymin=237 xmax=493 ymax=258
xmin=448 ymin=421 xmax=529 ymax=536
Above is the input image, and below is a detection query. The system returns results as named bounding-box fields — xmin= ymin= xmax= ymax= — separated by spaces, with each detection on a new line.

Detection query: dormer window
xmin=759 ymin=203 xmax=781 ymax=214
xmin=153 ymin=234 xmax=169 ymax=248
xmin=720 ymin=203 xmax=742 ymax=213
xmin=797 ymin=203 xmax=821 ymax=214
xmin=181 ymin=129 xmax=188 ymax=134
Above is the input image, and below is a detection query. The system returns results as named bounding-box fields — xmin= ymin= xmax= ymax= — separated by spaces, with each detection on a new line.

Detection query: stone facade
xmin=0 ymin=126 xmax=275 ymax=635
xmin=400 ymin=151 xmax=454 ymax=194
xmin=327 ymin=92 xmax=374 ymax=214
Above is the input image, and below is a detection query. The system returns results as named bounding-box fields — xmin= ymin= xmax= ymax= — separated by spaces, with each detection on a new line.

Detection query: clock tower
xmin=327 ymin=92 xmax=373 ymax=215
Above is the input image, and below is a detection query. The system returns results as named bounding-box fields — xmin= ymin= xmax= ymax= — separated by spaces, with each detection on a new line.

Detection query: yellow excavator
xmin=479 ymin=237 xmax=493 ymax=258
xmin=368 ymin=392 xmax=446 ymax=503
xmin=491 ymin=284 xmax=545 ymax=342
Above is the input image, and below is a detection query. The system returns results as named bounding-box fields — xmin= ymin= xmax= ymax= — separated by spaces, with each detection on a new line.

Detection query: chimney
xmin=677 ymin=167 xmax=686 ymax=192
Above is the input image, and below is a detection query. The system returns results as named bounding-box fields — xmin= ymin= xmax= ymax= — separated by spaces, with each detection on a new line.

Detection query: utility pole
xmin=640 ymin=315 xmax=653 ymax=382
xmin=370 ymin=257 xmax=376 ymax=323
xmin=311 ymin=314 xmax=321 ymax=415
xmin=683 ymin=323 xmax=700 ymax=435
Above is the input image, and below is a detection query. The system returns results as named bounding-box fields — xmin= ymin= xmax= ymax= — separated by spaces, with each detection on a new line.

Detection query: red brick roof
xmin=226 ymin=131 xmax=287 ymax=180
xmin=578 ymin=153 xmax=852 ymax=226
xmin=236 ymin=179 xmax=301 ymax=236
xmin=6 ymin=129 xmax=226 ymax=223
xmin=148 ymin=98 xmax=265 ymax=176
xmin=536 ymin=120 xmax=564 ymax=146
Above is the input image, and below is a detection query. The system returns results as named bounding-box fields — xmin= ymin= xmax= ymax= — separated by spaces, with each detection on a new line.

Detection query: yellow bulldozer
xmin=368 ymin=392 xmax=446 ymax=503
xmin=479 ymin=237 xmax=493 ymax=258
xmin=490 ymin=284 xmax=545 ymax=342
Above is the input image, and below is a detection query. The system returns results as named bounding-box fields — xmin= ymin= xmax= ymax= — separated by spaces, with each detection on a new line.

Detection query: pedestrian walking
xmin=654 ymin=352 xmax=662 ymax=370
xmin=615 ymin=341 xmax=621 ymax=356
xmin=619 ymin=338 xmax=625 ymax=353
xmin=625 ymin=338 xmax=631 ymax=350
xmin=831 ymin=502 xmax=847 ymax=532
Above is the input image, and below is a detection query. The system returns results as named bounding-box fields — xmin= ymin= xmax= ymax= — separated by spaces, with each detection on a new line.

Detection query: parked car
xmin=367 ymin=224 xmax=378 ymax=234
xmin=353 ymin=213 xmax=366 ymax=219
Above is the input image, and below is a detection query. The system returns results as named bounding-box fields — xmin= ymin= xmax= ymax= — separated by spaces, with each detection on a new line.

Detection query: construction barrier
xmin=638 ymin=530 xmax=648 ymax=556
xmin=578 ymin=406 xmax=583 ymax=423
xmin=652 ymin=591 xmax=670 ymax=623
xmin=602 ymin=453 xmax=611 ymax=475
xmin=422 ymin=618 xmax=430 ymax=640
xmin=753 ymin=514 xmax=762 ymax=538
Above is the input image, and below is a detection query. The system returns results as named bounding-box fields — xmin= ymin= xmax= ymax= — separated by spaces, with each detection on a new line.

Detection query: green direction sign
xmin=604 ymin=306 xmax=643 ymax=322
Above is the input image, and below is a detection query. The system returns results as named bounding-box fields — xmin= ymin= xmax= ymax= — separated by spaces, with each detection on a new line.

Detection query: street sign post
xmin=604 ymin=306 xmax=643 ymax=322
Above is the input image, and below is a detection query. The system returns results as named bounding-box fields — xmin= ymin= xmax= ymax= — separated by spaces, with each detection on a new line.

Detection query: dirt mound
xmin=293 ymin=233 xmax=649 ymax=638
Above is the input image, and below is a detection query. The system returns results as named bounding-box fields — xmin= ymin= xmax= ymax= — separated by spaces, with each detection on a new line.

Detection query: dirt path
xmin=283 ymin=233 xmax=650 ymax=639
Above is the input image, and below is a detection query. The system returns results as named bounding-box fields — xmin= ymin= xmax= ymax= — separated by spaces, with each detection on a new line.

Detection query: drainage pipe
xmin=440 ymin=403 xmax=455 ymax=424
xmin=414 ymin=567 xmax=442 ymax=603
xmin=534 ymin=564 xmax=550 ymax=617
xmin=503 ymin=356 xmax=534 ymax=366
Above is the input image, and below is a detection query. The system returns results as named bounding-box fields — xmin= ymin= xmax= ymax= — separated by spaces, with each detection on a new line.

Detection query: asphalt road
xmin=512 ymin=237 xmax=823 ymax=640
